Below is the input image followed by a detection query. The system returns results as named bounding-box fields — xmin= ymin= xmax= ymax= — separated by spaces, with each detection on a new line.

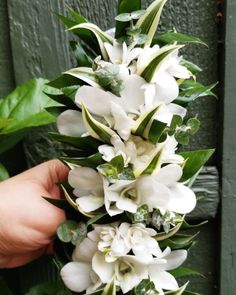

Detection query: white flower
xmin=61 ymin=236 xmax=101 ymax=293
xmin=57 ymin=109 xmax=87 ymax=137
xmin=136 ymin=164 xmax=196 ymax=214
xmin=93 ymin=252 xmax=149 ymax=294
xmin=68 ymin=167 xmax=104 ymax=212
xmin=74 ymin=75 xmax=147 ymax=140
xmin=104 ymin=41 xmax=142 ymax=66
xmin=119 ymin=223 xmax=162 ymax=260
xmin=148 ymin=248 xmax=188 ymax=295
xmin=91 ymin=223 xmax=130 ymax=262
xmin=104 ymin=163 xmax=196 ymax=216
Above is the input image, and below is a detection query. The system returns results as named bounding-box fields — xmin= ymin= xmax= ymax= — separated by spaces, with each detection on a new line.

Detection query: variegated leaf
xmin=69 ymin=23 xmax=113 ymax=60
xmin=64 ymin=67 xmax=101 ymax=88
xmin=164 ymin=283 xmax=188 ymax=295
xmin=82 ymin=104 xmax=116 ymax=144
xmin=132 ymin=106 xmax=159 ymax=138
xmin=138 ymin=45 xmax=182 ymax=82
xmin=136 ymin=0 xmax=167 ymax=47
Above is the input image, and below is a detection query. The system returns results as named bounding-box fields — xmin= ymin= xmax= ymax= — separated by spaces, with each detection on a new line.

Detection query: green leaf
xmin=70 ymin=41 xmax=93 ymax=67
xmin=132 ymin=106 xmax=159 ymax=138
xmin=69 ymin=23 xmax=113 ymax=60
xmin=82 ymin=104 xmax=116 ymax=144
xmin=0 ymin=78 xmax=56 ymax=135
xmin=115 ymin=0 xmax=142 ymax=39
xmin=49 ymin=132 xmax=100 ymax=151
xmin=98 ymin=155 xmax=125 ymax=183
xmin=169 ymin=266 xmax=204 ymax=278
xmin=138 ymin=146 xmax=163 ymax=176
xmin=148 ymin=119 xmax=167 ymax=143
xmin=0 ymin=130 xmax=26 ymax=154
xmin=134 ymin=279 xmax=158 ymax=295
xmin=64 ymin=67 xmax=100 ymax=88
xmin=0 ymin=162 xmax=9 ymax=181
xmin=138 ymin=45 xmax=181 ymax=82
xmin=180 ymin=59 xmax=202 ymax=74
xmin=187 ymin=117 xmax=200 ymax=135
xmin=180 ymin=220 xmax=208 ymax=230
xmin=131 ymin=204 xmax=149 ymax=223
xmin=0 ymin=277 xmax=13 ymax=295
xmin=136 ymin=0 xmax=167 ymax=46
xmin=57 ymin=220 xmax=87 ymax=246
xmin=179 ymin=149 xmax=215 ymax=182
xmin=43 ymin=86 xmax=77 ymax=109
xmin=176 ymin=80 xmax=217 ymax=107
xmin=65 ymin=4 xmax=88 ymax=24
xmin=47 ymin=74 xmax=81 ymax=89
xmin=153 ymin=31 xmax=207 ymax=46
xmin=159 ymin=233 xmax=198 ymax=250
xmin=61 ymin=153 xmax=104 ymax=169
xmin=164 ymin=283 xmax=188 ymax=295
xmin=115 ymin=12 xmax=133 ymax=22
xmin=86 ymin=212 xmax=108 ymax=227
xmin=43 ymin=197 xmax=73 ymax=211
xmin=155 ymin=222 xmax=183 ymax=241
xmin=25 ymin=281 xmax=72 ymax=295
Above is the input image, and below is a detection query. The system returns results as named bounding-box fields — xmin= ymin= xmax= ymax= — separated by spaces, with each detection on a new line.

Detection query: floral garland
xmin=44 ymin=0 xmax=216 ymax=294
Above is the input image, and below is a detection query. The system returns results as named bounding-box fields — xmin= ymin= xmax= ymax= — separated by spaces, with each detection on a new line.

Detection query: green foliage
xmin=169 ymin=266 xmax=204 ymax=279
xmin=176 ymin=80 xmax=217 ymax=107
xmin=0 ymin=162 xmax=9 ymax=181
xmin=115 ymin=0 xmax=142 ymax=39
xmin=57 ymin=220 xmax=87 ymax=246
xmin=0 ymin=277 xmax=13 ymax=295
xmin=164 ymin=283 xmax=188 ymax=294
xmin=153 ymin=31 xmax=206 ymax=46
xmin=0 ymin=78 xmax=57 ymax=154
xmin=61 ymin=153 xmax=104 ymax=169
xmin=139 ymin=45 xmax=181 ymax=82
xmin=159 ymin=233 xmax=198 ymax=250
xmin=179 ymin=149 xmax=215 ymax=182
xmin=131 ymin=204 xmax=149 ymax=223
xmin=25 ymin=281 xmax=72 ymax=295
xmin=98 ymin=155 xmax=124 ymax=183
xmin=134 ymin=279 xmax=158 ymax=295
xmin=136 ymin=0 xmax=167 ymax=47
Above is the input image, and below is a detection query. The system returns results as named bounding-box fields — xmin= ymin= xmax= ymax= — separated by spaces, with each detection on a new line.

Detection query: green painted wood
xmin=0 ymin=0 xmax=15 ymax=98
xmin=220 ymin=0 xmax=236 ymax=293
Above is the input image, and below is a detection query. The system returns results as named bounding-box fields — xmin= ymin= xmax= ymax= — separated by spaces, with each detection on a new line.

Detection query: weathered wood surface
xmin=189 ymin=166 xmax=219 ymax=219
xmin=0 ymin=0 xmax=15 ymax=98
xmin=220 ymin=0 xmax=236 ymax=293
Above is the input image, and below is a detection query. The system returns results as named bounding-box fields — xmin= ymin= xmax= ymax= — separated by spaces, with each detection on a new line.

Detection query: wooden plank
xmin=0 ymin=0 xmax=15 ymax=98
xmin=220 ymin=0 xmax=236 ymax=293
xmin=189 ymin=166 xmax=220 ymax=219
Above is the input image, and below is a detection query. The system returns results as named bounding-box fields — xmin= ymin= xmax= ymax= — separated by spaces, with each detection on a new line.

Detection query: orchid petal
xmin=57 ymin=110 xmax=86 ymax=136
xmin=92 ymin=251 xmax=114 ymax=283
xmin=153 ymin=72 xmax=179 ymax=104
xmin=60 ymin=262 xmax=92 ymax=292
xmin=155 ymin=164 xmax=182 ymax=186
xmin=120 ymin=75 xmax=146 ymax=112
xmin=149 ymin=268 xmax=179 ymax=292
xmin=72 ymin=237 xmax=97 ymax=262
xmin=76 ymin=195 xmax=104 ymax=212
xmin=75 ymin=85 xmax=119 ymax=117
xmin=162 ymin=250 xmax=187 ymax=270
xmin=68 ymin=167 xmax=103 ymax=196
xmin=168 ymin=183 xmax=196 ymax=214
xmin=110 ymin=101 xmax=134 ymax=140
xmin=168 ymin=103 xmax=187 ymax=118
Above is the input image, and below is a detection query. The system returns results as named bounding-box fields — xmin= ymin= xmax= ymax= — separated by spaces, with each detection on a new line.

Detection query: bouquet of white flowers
xmin=43 ymin=0 xmax=216 ymax=294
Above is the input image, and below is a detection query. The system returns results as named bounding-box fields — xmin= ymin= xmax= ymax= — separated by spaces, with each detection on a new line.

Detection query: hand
xmin=0 ymin=159 xmax=68 ymax=268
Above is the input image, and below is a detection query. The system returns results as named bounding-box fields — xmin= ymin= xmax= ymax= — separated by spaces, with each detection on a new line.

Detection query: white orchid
xmin=148 ymin=248 xmax=188 ymax=295
xmin=61 ymin=236 xmax=101 ymax=293
xmin=93 ymin=251 xmax=149 ymax=294
xmin=104 ymin=163 xmax=196 ymax=216
xmin=68 ymin=167 xmax=104 ymax=212
xmin=57 ymin=109 xmax=87 ymax=137
xmin=119 ymin=223 xmax=163 ymax=261
xmin=104 ymin=41 xmax=143 ymax=67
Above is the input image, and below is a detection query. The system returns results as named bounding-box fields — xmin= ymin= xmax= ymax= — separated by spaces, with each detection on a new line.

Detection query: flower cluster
xmin=45 ymin=0 xmax=215 ymax=294
xmin=61 ymin=223 xmax=187 ymax=294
